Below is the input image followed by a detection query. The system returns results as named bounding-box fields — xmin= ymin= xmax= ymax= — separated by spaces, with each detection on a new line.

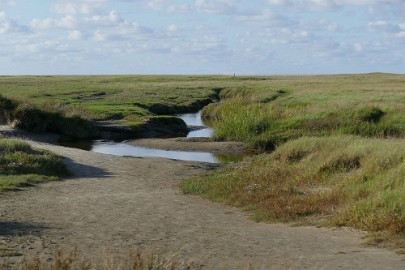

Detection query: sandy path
xmin=0 ymin=140 xmax=404 ymax=269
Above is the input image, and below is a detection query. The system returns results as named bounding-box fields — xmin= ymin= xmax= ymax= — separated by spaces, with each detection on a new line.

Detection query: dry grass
xmin=1 ymin=249 xmax=199 ymax=270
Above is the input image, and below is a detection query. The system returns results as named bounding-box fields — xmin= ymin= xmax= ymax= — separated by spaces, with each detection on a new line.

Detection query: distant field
xmin=0 ymin=75 xmax=230 ymax=120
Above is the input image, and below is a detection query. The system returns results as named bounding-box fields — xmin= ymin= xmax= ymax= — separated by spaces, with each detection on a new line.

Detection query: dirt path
xmin=0 ymin=140 xmax=404 ymax=269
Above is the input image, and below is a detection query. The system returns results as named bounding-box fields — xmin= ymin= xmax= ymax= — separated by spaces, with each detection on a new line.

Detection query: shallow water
xmin=59 ymin=111 xmax=244 ymax=163
xmin=90 ymin=141 xmax=243 ymax=163
xmin=180 ymin=111 xmax=214 ymax=138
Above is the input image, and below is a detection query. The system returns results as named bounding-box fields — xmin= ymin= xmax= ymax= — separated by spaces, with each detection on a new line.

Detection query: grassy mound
xmin=0 ymin=95 xmax=98 ymax=140
xmin=182 ymin=136 xmax=405 ymax=236
xmin=0 ymin=138 xmax=69 ymax=191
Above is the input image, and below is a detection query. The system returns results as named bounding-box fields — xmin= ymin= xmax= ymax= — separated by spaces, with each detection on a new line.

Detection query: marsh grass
xmin=0 ymin=76 xmax=226 ymax=138
xmin=0 ymin=75 xmax=224 ymax=121
xmin=202 ymin=74 xmax=405 ymax=150
xmin=181 ymin=136 xmax=405 ymax=242
xmin=0 ymin=138 xmax=68 ymax=191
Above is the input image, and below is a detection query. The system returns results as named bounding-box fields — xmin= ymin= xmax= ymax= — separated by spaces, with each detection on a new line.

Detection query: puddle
xmin=90 ymin=141 xmax=243 ymax=163
xmin=59 ymin=111 xmax=245 ymax=163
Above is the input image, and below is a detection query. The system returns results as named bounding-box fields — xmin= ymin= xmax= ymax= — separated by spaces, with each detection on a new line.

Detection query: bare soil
xmin=0 ymin=129 xmax=404 ymax=269
xmin=127 ymin=137 xmax=246 ymax=153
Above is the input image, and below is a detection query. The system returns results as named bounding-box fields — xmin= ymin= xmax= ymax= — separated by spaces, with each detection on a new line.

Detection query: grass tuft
xmin=0 ymin=138 xmax=69 ymax=191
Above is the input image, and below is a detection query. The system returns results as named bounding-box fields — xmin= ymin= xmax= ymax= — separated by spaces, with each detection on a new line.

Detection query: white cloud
xmin=68 ymin=30 xmax=83 ymax=40
xmin=368 ymin=20 xmax=399 ymax=32
xmin=267 ymin=0 xmax=405 ymax=12
xmin=85 ymin=11 xmax=122 ymax=27
xmin=31 ymin=15 xmax=77 ymax=30
xmin=0 ymin=11 xmax=28 ymax=34
xmin=238 ymin=10 xmax=294 ymax=28
xmin=267 ymin=0 xmax=339 ymax=11
xmin=52 ymin=0 xmax=107 ymax=15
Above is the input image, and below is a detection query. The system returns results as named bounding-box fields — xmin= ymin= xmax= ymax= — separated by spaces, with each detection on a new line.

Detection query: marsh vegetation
xmin=0 ymin=73 xmax=404 ymax=250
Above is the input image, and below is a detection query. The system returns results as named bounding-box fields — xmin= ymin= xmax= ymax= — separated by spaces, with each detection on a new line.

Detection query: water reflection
xmin=178 ymin=111 xmax=214 ymax=138
xmin=91 ymin=141 xmax=243 ymax=163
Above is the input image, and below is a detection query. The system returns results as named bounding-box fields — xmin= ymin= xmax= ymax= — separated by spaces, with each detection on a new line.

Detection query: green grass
xmin=182 ymin=73 xmax=405 ymax=245
xmin=0 ymin=138 xmax=69 ymax=191
xmin=0 ymin=75 xmax=228 ymax=139
xmin=0 ymin=75 xmax=225 ymax=120
xmin=202 ymin=73 xmax=405 ymax=150
xmin=181 ymin=136 xmax=405 ymax=235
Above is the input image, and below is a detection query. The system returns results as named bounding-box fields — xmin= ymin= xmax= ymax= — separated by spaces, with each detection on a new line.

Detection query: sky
xmin=0 ymin=0 xmax=404 ymax=75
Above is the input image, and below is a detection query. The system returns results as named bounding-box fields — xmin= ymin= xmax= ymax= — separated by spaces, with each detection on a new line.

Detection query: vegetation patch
xmin=201 ymin=74 xmax=405 ymax=150
xmin=182 ymin=136 xmax=405 ymax=244
xmin=0 ymin=76 xmax=227 ymax=139
xmin=0 ymin=138 xmax=69 ymax=191
xmin=0 ymin=249 xmax=198 ymax=270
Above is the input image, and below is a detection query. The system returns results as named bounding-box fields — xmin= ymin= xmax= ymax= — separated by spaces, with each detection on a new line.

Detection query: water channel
xmin=61 ymin=111 xmax=244 ymax=163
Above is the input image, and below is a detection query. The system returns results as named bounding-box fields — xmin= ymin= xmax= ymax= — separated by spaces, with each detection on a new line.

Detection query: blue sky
xmin=0 ymin=0 xmax=404 ymax=75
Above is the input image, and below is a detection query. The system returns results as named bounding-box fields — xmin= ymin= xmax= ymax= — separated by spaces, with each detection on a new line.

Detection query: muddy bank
xmin=127 ymin=137 xmax=246 ymax=154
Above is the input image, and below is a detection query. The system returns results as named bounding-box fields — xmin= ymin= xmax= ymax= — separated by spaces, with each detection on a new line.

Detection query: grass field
xmin=0 ymin=75 xmax=227 ymax=120
xmin=0 ymin=75 xmax=230 ymax=139
xmin=181 ymin=73 xmax=405 ymax=246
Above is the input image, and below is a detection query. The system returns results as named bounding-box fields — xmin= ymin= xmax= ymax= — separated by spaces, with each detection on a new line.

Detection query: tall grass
xmin=202 ymin=74 xmax=405 ymax=150
xmin=0 ymin=95 xmax=98 ymax=140
xmin=183 ymin=74 xmax=405 ymax=245
xmin=181 ymin=136 xmax=405 ymax=238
